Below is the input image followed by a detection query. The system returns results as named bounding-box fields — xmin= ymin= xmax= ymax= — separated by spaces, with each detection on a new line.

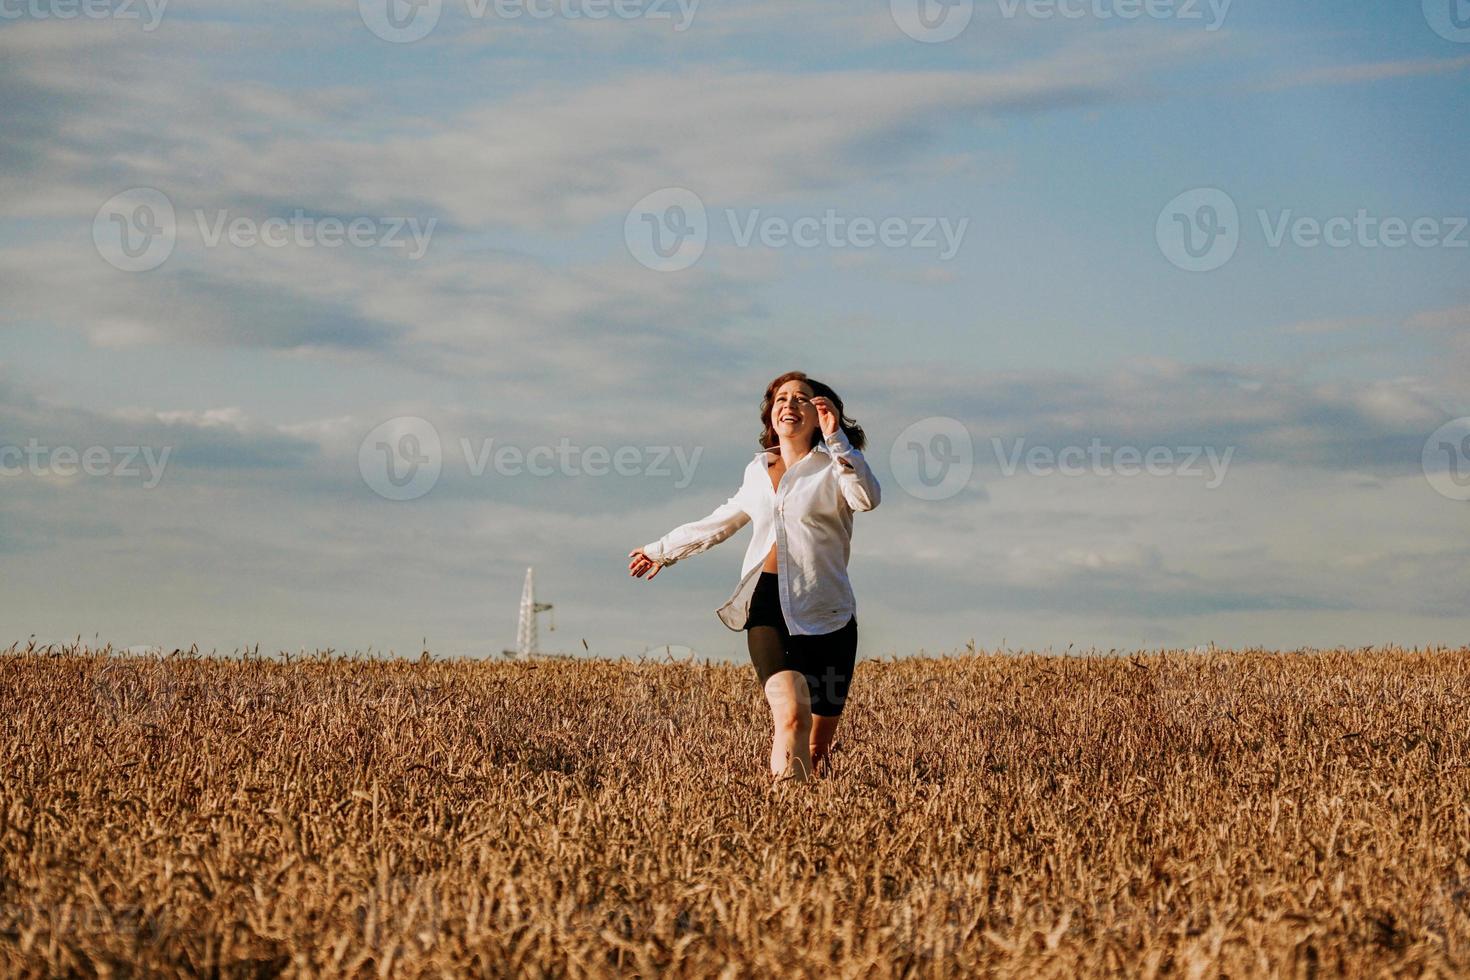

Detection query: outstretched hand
xmin=811 ymin=396 xmax=840 ymax=438
xmin=628 ymin=548 xmax=664 ymax=580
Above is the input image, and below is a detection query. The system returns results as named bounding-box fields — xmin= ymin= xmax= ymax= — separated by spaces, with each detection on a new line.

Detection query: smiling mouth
xmin=780 ymin=414 xmax=799 ymax=424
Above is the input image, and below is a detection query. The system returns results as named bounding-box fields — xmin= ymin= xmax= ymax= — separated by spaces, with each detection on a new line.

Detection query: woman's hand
xmin=812 ymin=396 xmax=840 ymax=438
xmin=628 ymin=548 xmax=664 ymax=580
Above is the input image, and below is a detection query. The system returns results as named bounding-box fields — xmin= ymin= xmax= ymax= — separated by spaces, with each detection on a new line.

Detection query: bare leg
xmin=762 ymin=670 xmax=813 ymax=782
xmin=809 ymin=714 xmax=841 ymax=774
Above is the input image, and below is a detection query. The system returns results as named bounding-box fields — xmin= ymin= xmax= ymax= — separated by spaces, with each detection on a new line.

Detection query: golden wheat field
xmin=2 ymin=644 xmax=1469 ymax=978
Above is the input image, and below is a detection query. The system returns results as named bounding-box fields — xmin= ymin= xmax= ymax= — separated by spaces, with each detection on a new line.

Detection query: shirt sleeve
xmin=823 ymin=427 xmax=881 ymax=512
xmin=641 ymin=475 xmax=752 ymax=565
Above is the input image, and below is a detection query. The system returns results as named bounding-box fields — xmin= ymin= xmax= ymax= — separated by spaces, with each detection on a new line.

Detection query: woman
xmin=628 ymin=371 xmax=881 ymax=781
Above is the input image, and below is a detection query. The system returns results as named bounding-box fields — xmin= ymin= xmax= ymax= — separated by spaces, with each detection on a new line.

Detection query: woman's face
xmin=771 ymin=379 xmax=818 ymax=444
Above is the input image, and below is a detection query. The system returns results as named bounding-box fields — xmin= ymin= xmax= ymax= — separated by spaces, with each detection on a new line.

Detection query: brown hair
xmin=758 ymin=370 xmax=867 ymax=452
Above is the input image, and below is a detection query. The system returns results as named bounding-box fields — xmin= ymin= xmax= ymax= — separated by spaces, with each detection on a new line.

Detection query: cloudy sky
xmin=2 ymin=1 xmax=1467 ymax=659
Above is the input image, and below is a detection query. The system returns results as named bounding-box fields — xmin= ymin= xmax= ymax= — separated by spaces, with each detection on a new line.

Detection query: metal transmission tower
xmin=504 ymin=566 xmax=554 ymax=658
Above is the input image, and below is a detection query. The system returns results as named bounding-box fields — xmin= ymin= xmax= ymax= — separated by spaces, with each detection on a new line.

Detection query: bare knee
xmin=770 ymin=693 xmax=811 ymax=738
xmin=774 ymin=705 xmax=811 ymax=737
xmin=765 ymin=674 xmax=812 ymax=732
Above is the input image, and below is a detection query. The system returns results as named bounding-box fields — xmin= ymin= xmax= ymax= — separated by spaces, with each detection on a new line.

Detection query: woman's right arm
xmin=639 ymin=487 xmax=751 ymax=567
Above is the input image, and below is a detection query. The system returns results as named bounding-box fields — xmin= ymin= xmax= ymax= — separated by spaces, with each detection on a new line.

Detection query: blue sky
xmin=1 ymin=0 xmax=1467 ymax=658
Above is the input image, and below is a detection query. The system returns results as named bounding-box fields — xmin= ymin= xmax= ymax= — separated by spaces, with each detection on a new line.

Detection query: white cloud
xmin=1264 ymin=54 xmax=1470 ymax=90
xmin=6 ymin=357 xmax=1468 ymax=654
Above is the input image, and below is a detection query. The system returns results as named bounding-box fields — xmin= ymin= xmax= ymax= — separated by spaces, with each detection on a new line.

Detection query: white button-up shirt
xmin=641 ymin=426 xmax=881 ymax=635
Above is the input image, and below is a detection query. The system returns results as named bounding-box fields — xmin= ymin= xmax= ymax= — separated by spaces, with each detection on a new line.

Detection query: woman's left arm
xmin=813 ymin=398 xmax=881 ymax=512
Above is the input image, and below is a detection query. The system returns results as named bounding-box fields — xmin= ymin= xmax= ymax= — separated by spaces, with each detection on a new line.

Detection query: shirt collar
xmin=755 ymin=441 xmax=831 ymax=466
